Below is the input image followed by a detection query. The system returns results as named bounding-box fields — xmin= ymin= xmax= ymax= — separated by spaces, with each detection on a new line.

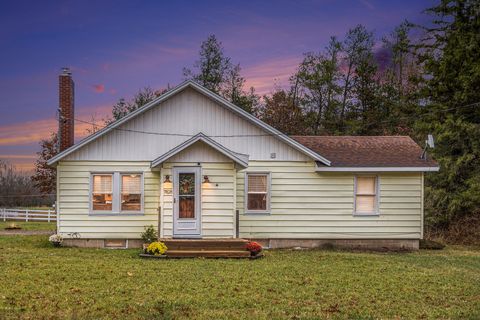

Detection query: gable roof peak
xmin=47 ymin=80 xmax=330 ymax=166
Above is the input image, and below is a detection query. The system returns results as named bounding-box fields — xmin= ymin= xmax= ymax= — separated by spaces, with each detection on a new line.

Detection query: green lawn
xmin=1 ymin=236 xmax=479 ymax=319
xmin=0 ymin=221 xmax=56 ymax=231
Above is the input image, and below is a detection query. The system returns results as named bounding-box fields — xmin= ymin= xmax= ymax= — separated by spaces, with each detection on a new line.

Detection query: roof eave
xmin=315 ymin=166 xmax=440 ymax=172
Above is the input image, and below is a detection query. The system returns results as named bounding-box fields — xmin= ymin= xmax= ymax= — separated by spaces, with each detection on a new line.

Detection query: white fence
xmin=1 ymin=208 xmax=57 ymax=222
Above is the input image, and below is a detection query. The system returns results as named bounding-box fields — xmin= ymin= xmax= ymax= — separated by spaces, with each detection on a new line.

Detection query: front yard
xmin=0 ymin=234 xmax=479 ymax=319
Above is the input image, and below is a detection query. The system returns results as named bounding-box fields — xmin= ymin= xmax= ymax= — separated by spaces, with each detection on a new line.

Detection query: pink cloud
xmin=0 ymin=104 xmax=112 ymax=147
xmin=243 ymin=56 xmax=301 ymax=95
xmin=93 ymin=84 xmax=105 ymax=93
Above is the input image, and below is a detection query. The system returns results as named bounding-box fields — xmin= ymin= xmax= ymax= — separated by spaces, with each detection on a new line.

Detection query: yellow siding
xmin=58 ymin=160 xmax=423 ymax=240
xmin=57 ymin=161 xmax=160 ymax=239
xmin=237 ymin=161 xmax=423 ymax=239
xmin=161 ymin=162 xmax=235 ymax=238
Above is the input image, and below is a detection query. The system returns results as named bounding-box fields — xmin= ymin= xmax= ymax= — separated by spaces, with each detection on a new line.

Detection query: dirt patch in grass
xmin=0 ymin=221 xmax=56 ymax=232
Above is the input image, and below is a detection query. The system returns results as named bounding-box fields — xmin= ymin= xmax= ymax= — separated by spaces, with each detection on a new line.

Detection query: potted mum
xmin=246 ymin=241 xmax=263 ymax=257
xmin=49 ymin=234 xmax=63 ymax=247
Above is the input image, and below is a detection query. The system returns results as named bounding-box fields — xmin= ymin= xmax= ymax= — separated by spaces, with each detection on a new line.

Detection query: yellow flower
xmin=145 ymin=241 xmax=168 ymax=255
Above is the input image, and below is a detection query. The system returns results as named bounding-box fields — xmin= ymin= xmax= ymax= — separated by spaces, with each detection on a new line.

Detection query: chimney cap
xmin=61 ymin=67 xmax=72 ymax=75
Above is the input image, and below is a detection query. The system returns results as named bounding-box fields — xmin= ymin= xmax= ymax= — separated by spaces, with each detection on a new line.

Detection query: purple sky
xmin=0 ymin=0 xmax=436 ymax=170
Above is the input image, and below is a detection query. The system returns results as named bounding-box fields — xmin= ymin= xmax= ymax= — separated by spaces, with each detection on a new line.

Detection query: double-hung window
xmin=245 ymin=172 xmax=270 ymax=214
xmin=91 ymin=172 xmax=143 ymax=214
xmin=354 ymin=176 xmax=379 ymax=215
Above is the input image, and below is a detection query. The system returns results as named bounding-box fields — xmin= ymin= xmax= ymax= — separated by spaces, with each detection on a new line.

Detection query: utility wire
xmin=70 ymin=101 xmax=480 ymax=138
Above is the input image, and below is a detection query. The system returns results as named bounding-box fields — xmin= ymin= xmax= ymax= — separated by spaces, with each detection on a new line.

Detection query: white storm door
xmin=173 ymin=167 xmax=201 ymax=238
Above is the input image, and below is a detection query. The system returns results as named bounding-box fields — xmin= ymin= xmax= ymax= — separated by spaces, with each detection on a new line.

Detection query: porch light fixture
xmin=203 ymin=175 xmax=210 ymax=183
xmin=163 ymin=175 xmax=171 ymax=183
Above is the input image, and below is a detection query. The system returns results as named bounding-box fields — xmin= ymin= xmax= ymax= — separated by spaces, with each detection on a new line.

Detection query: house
xmin=48 ymin=69 xmax=439 ymax=250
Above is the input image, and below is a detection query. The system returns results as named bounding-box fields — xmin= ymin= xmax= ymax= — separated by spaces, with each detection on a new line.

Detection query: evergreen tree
xmin=339 ymin=25 xmax=375 ymax=129
xmin=295 ymin=37 xmax=342 ymax=134
xmin=417 ymin=0 xmax=480 ymax=226
xmin=183 ymin=35 xmax=231 ymax=93
xmin=184 ymin=35 xmax=259 ymax=113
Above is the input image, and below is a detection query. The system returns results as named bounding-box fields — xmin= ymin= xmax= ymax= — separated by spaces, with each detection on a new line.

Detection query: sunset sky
xmin=0 ymin=0 xmax=435 ymax=171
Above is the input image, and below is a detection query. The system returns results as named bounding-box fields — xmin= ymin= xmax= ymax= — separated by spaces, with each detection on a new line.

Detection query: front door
xmin=173 ymin=167 xmax=201 ymax=238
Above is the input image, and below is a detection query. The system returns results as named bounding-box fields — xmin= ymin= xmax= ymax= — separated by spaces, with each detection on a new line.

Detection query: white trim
xmin=47 ymin=80 xmax=330 ymax=166
xmin=89 ymin=172 xmax=144 ymax=215
xmin=353 ymin=175 xmax=380 ymax=216
xmin=244 ymin=171 xmax=271 ymax=215
xmin=172 ymin=166 xmax=202 ymax=238
xmin=316 ymin=166 xmax=439 ymax=172
xmin=89 ymin=173 xmax=114 ymax=214
xmin=151 ymin=132 xmax=249 ymax=168
xmin=119 ymin=173 xmax=144 ymax=214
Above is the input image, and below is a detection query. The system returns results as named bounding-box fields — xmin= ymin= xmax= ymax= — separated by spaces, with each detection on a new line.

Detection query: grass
xmin=0 ymin=236 xmax=479 ymax=319
xmin=0 ymin=221 xmax=56 ymax=231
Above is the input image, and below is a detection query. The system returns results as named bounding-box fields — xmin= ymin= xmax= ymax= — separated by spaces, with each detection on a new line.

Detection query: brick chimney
xmin=58 ymin=67 xmax=74 ymax=152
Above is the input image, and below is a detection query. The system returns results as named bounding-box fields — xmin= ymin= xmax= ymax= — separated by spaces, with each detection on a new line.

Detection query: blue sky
xmin=0 ymin=0 xmax=436 ymax=169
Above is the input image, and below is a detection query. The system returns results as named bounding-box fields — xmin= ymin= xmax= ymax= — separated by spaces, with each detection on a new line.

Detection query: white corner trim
xmin=47 ymin=80 xmax=331 ymax=166
xmin=316 ymin=166 xmax=440 ymax=172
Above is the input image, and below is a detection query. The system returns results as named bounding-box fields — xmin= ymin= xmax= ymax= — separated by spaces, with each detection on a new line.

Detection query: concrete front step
xmin=159 ymin=238 xmax=249 ymax=251
xmin=166 ymin=250 xmax=251 ymax=258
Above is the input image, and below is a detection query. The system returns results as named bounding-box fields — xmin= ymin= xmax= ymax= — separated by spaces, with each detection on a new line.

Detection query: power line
xmin=72 ymin=100 xmax=480 ymax=138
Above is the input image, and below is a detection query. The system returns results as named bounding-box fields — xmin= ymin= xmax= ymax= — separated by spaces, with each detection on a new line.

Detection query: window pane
xmin=122 ymin=174 xmax=141 ymax=211
xmin=356 ymin=195 xmax=376 ymax=213
xmin=248 ymin=175 xmax=267 ymax=193
xmin=122 ymin=174 xmax=141 ymax=193
xmin=92 ymin=175 xmax=112 ymax=211
xmin=93 ymin=175 xmax=112 ymax=193
xmin=179 ymin=196 xmax=195 ymax=218
xmin=248 ymin=193 xmax=267 ymax=211
xmin=357 ymin=177 xmax=376 ymax=194
xmin=93 ymin=193 xmax=112 ymax=211
xmin=179 ymin=173 xmax=195 ymax=195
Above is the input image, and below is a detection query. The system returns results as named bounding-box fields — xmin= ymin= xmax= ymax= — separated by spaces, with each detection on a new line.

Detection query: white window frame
xmin=244 ymin=172 xmax=271 ymax=214
xmin=353 ymin=175 xmax=380 ymax=216
xmin=89 ymin=172 xmax=144 ymax=215
xmin=120 ymin=173 xmax=144 ymax=214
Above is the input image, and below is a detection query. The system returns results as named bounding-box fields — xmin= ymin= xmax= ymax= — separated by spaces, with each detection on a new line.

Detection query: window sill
xmin=89 ymin=212 xmax=145 ymax=216
xmin=244 ymin=211 xmax=271 ymax=215
xmin=353 ymin=212 xmax=380 ymax=217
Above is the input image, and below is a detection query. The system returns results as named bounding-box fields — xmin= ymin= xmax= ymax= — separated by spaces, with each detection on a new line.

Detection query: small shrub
xmin=141 ymin=225 xmax=158 ymax=244
xmin=246 ymin=241 xmax=262 ymax=255
xmin=49 ymin=234 xmax=63 ymax=247
xmin=145 ymin=241 xmax=168 ymax=255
